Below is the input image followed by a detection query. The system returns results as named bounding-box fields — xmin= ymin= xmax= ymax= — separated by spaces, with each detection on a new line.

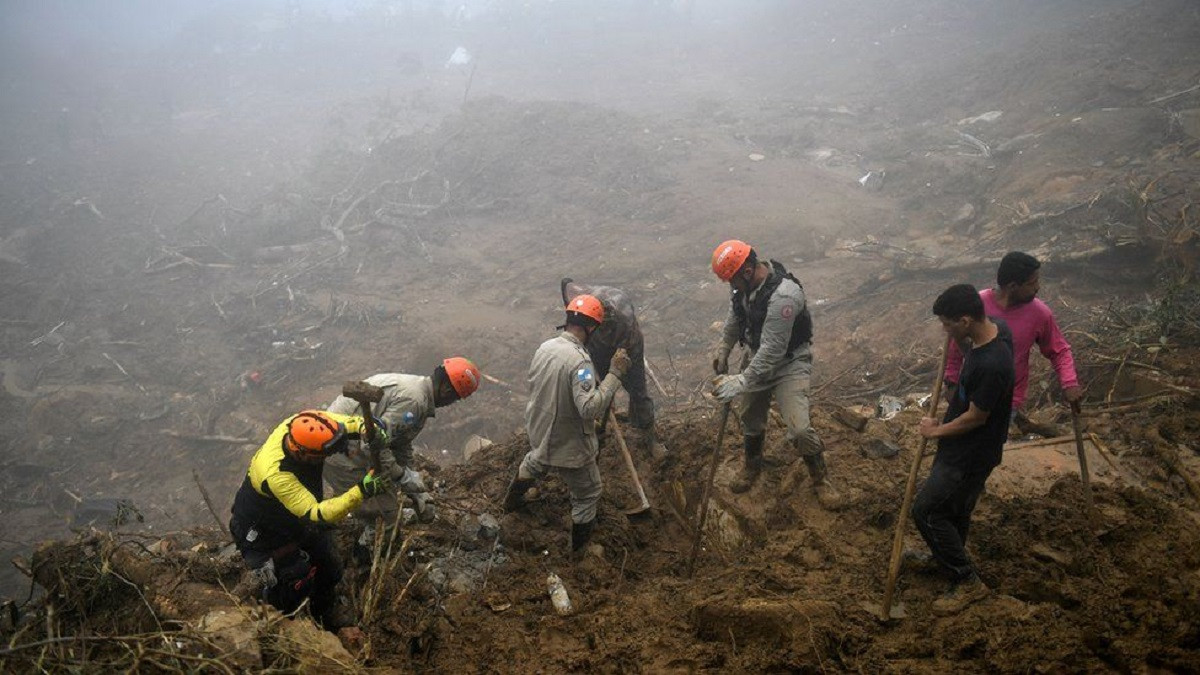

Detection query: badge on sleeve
xmin=402 ymin=411 xmax=417 ymax=425
xmin=781 ymin=303 xmax=795 ymax=319
xmin=576 ymin=367 xmax=594 ymax=392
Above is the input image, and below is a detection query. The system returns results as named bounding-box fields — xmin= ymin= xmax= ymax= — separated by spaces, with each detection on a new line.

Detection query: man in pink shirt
xmin=945 ymin=252 xmax=1083 ymax=433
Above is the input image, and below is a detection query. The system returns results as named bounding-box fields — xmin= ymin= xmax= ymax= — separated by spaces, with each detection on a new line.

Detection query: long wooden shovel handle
xmin=608 ymin=409 xmax=651 ymax=511
xmin=881 ymin=336 xmax=950 ymax=620
xmin=686 ymin=402 xmax=732 ymax=578
xmin=1070 ymin=401 xmax=1094 ymax=518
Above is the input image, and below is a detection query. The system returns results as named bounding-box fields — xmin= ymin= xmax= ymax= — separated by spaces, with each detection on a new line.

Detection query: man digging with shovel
xmin=502 ymin=294 xmax=632 ymax=554
xmin=709 ymin=239 xmax=842 ymax=509
xmin=561 ymin=278 xmax=667 ymax=460
xmin=910 ymin=284 xmax=1014 ymax=615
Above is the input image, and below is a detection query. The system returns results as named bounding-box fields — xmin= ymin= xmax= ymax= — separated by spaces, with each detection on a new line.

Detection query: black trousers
xmin=911 ymin=461 xmax=993 ymax=581
xmin=591 ymin=344 xmax=655 ymax=429
xmin=230 ymin=517 xmax=342 ymax=620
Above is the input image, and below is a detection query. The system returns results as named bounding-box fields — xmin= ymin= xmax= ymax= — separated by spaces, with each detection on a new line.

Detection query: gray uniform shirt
xmin=525 ymin=331 xmax=622 ymax=468
xmin=326 ymin=373 xmax=435 ymax=474
xmin=720 ymin=268 xmax=813 ymax=393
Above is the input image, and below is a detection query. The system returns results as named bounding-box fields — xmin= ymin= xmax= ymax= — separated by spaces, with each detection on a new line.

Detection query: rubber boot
xmin=730 ymin=434 xmax=765 ymax=494
xmin=503 ymin=475 xmax=535 ymax=512
xmin=570 ymin=519 xmax=596 ymax=552
xmin=803 ymin=453 xmax=844 ymax=510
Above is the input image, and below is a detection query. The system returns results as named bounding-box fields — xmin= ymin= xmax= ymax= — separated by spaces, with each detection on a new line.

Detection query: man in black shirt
xmin=912 ymin=284 xmax=1014 ymax=615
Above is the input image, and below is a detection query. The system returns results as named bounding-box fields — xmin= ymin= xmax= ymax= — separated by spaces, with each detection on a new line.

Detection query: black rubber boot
xmin=502 ymin=475 xmax=535 ymax=512
xmin=730 ymin=434 xmax=765 ymax=494
xmin=571 ymin=519 xmax=596 ymax=552
xmin=803 ymin=453 xmax=844 ymax=510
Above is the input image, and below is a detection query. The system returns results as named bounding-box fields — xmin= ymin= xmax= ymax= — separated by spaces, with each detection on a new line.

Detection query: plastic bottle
xmin=546 ymin=573 xmax=574 ymax=616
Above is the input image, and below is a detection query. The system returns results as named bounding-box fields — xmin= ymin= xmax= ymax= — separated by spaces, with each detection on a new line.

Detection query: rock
xmin=457 ymin=514 xmax=480 ymax=550
xmin=277 ymin=618 xmax=356 ymax=671
xmin=462 ymin=434 xmax=494 ymax=463
xmin=448 ymin=572 xmax=474 ymax=595
xmin=860 ymin=438 xmax=901 ymax=459
xmin=337 ymin=626 xmax=366 ymax=653
xmin=196 ymin=608 xmax=262 ymax=670
xmin=1030 ymin=543 xmax=1074 ymax=567
xmin=427 ymin=567 xmax=448 ymax=592
xmin=953 ymin=203 xmax=976 ymax=225
xmin=478 ymin=513 xmax=501 ymax=540
xmin=831 ymin=405 xmax=871 ymax=432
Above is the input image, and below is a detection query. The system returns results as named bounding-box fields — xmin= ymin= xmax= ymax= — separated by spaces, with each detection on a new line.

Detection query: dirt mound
xmin=4 ymin=396 xmax=1200 ymax=672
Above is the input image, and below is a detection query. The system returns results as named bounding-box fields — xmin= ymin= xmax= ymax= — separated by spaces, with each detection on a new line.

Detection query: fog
xmin=1 ymin=0 xmax=1197 ymax=604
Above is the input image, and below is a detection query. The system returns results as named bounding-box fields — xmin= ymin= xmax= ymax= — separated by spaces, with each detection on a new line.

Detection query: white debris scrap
xmin=958 ymin=110 xmax=1003 ymax=125
xmin=446 ymin=46 xmax=472 ymax=68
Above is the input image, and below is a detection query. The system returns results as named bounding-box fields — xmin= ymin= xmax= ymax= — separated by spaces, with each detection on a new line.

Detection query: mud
xmin=2 ymin=0 xmax=1200 ymax=671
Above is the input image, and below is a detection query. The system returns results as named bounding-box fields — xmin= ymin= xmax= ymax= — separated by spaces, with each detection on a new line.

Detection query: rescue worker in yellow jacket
xmin=229 ymin=410 xmax=392 ymax=630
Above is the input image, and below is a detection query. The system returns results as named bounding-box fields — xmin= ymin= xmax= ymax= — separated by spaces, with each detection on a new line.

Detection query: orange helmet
xmin=711 ymin=239 xmax=753 ymax=282
xmin=443 ymin=357 xmax=482 ymax=398
xmin=284 ymin=411 xmax=346 ymax=463
xmin=566 ymin=294 xmax=605 ymax=324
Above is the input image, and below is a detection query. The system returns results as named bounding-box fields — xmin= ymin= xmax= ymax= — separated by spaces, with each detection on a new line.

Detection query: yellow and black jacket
xmin=231 ymin=412 xmax=368 ymax=549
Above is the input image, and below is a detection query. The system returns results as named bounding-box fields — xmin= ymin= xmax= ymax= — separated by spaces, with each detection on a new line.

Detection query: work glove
xmin=712 ymin=348 xmax=730 ymax=375
xmin=409 ymin=492 xmax=437 ymax=523
xmin=357 ymin=470 xmax=393 ymax=499
xmin=609 ymin=348 xmax=632 ymax=380
xmin=713 ymin=374 xmax=746 ymax=402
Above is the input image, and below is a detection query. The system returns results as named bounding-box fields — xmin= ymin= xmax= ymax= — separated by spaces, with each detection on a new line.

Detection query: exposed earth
xmin=2 ymin=0 xmax=1199 ymax=671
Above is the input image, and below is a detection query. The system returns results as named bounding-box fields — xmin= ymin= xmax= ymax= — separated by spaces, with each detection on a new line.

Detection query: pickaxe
xmin=342 ymin=380 xmax=385 ymax=473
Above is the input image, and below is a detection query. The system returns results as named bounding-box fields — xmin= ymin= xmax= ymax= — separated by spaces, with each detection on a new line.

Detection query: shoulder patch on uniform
xmin=576 ymin=367 xmax=594 ymax=392
xmin=402 ymin=411 xmax=417 ymax=425
xmin=781 ymin=303 xmax=794 ymax=319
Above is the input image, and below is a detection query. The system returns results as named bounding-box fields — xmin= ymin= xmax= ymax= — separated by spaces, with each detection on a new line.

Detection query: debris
xmin=546 ymin=573 xmax=574 ymax=616
xmin=748 ymin=153 xmax=765 ymax=162
xmin=832 ymin=405 xmax=871 ymax=432
xmin=462 ymin=434 xmax=494 ymax=463
xmin=478 ymin=513 xmax=501 ymax=540
xmin=485 ymin=594 xmax=511 ymax=613
xmin=958 ymin=110 xmax=1003 ymax=125
xmin=858 ymin=170 xmax=885 ymax=190
xmin=860 ymin=438 xmax=901 ymax=460
xmin=955 ymin=130 xmax=991 ymax=157
xmin=1030 ymin=543 xmax=1074 ymax=567
xmin=876 ymin=395 xmax=904 ymax=420
xmin=446 ymin=46 xmax=472 ymax=68
xmin=953 ymin=203 xmax=976 ymax=225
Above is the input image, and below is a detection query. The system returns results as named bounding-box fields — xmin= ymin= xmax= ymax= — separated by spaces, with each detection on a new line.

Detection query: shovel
xmin=1070 ymin=400 xmax=1095 ymax=521
xmin=608 ymin=409 xmax=652 ymax=517
xmin=880 ymin=336 xmax=950 ymax=621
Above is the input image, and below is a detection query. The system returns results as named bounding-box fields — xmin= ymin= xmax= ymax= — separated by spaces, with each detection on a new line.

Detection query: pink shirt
xmin=945 ymin=288 xmax=1078 ymax=410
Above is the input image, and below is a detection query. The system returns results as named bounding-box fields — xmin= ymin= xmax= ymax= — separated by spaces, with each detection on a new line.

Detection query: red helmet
xmin=712 ymin=239 xmax=753 ymax=282
xmin=566 ymin=294 xmax=605 ymax=324
xmin=284 ymin=411 xmax=346 ymax=463
xmin=443 ymin=357 xmax=481 ymax=398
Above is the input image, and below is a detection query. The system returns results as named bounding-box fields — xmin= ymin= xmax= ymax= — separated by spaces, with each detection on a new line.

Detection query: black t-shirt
xmin=935 ymin=319 xmax=1015 ymax=472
